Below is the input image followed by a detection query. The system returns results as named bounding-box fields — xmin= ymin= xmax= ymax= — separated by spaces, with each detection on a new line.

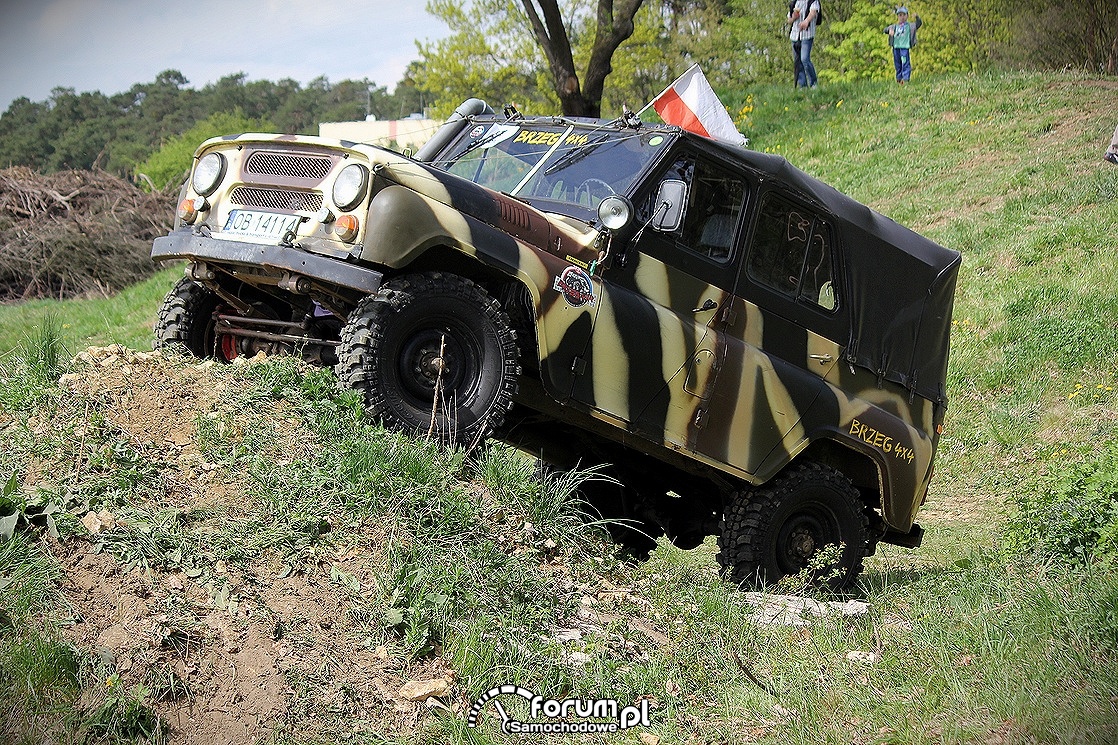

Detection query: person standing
xmin=1105 ymin=123 xmax=1118 ymax=165
xmin=885 ymin=6 xmax=922 ymax=84
xmin=788 ymin=0 xmax=821 ymax=89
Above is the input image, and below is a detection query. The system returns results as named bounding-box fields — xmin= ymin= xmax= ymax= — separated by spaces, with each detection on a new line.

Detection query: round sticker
xmin=470 ymin=125 xmax=485 ymax=138
xmin=552 ymin=266 xmax=595 ymax=308
xmin=647 ymin=135 xmax=664 ymax=146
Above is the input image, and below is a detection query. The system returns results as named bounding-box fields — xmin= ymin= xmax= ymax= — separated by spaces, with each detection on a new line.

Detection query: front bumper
xmin=151 ymin=230 xmax=383 ymax=294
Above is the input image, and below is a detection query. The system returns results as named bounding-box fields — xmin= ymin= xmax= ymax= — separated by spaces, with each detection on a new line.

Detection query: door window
xmin=747 ymin=193 xmax=838 ymax=311
xmin=640 ymin=156 xmax=747 ymax=264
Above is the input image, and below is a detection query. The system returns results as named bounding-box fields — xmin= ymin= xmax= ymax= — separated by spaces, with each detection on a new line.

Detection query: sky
xmin=0 ymin=0 xmax=451 ymax=112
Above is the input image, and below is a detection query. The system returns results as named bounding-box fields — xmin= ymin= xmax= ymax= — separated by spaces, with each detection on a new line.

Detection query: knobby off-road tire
xmin=335 ymin=272 xmax=520 ymax=446
xmin=717 ymin=462 xmax=870 ymax=590
xmin=153 ymin=276 xmax=223 ymax=358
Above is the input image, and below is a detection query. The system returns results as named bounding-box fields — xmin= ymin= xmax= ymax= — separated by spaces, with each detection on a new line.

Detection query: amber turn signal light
xmin=335 ymin=214 xmax=359 ymax=242
xmin=177 ymin=197 xmax=204 ymax=224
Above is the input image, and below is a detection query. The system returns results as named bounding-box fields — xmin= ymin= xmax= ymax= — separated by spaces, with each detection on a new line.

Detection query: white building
xmin=318 ymin=116 xmax=441 ymax=152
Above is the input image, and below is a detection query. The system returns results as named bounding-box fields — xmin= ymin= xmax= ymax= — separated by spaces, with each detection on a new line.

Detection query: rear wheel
xmin=717 ymin=462 xmax=870 ymax=589
xmin=335 ymin=272 xmax=520 ymax=446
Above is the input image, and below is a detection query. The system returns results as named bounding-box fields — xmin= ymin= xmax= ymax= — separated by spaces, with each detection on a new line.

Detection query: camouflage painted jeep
xmin=151 ymin=99 xmax=960 ymax=587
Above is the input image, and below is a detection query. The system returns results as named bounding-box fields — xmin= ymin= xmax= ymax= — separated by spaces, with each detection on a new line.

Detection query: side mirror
xmin=652 ymin=179 xmax=687 ymax=232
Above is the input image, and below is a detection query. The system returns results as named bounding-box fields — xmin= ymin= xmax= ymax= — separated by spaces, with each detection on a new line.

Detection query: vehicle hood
xmin=374 ymin=159 xmax=600 ymax=262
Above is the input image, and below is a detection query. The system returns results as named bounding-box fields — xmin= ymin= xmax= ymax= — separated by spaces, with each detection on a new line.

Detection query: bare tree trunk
xmin=520 ymin=0 xmax=646 ymax=118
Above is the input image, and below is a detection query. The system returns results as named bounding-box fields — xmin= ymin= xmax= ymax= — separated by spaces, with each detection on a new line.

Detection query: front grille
xmin=245 ymin=150 xmax=332 ymax=180
xmin=231 ymin=186 xmax=323 ymax=213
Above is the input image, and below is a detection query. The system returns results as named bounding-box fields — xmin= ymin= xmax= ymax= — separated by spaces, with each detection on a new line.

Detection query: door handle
xmin=692 ymin=299 xmax=718 ymax=313
xmin=809 ymin=354 xmax=833 ymax=365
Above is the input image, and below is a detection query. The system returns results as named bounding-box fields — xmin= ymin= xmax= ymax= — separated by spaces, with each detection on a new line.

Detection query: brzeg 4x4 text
xmin=152 ymin=99 xmax=960 ymax=588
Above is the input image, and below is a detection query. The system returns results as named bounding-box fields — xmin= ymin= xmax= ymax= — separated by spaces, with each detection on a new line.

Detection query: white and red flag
xmin=648 ymin=64 xmax=747 ymax=147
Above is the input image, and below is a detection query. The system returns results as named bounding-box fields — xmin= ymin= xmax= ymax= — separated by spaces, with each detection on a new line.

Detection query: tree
xmin=1010 ymin=0 xmax=1118 ymax=74
xmin=417 ymin=0 xmax=648 ymax=118
xmin=0 ymin=97 xmax=52 ymax=169
xmin=136 ymin=109 xmax=275 ymax=190
xmin=416 ymin=0 xmax=566 ymax=118
xmin=609 ymin=1 xmax=736 ymax=110
xmin=723 ymin=0 xmax=789 ymax=86
xmin=417 ymin=0 xmax=737 ymax=118
xmin=520 ymin=0 xmax=646 ymax=116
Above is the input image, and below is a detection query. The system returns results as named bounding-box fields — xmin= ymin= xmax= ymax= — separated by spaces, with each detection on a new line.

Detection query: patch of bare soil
xmin=53 ymin=539 xmax=443 ymax=744
xmin=42 ymin=348 xmax=457 ymax=743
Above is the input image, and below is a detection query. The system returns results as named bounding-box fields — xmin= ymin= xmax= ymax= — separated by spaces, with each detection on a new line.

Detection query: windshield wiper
xmin=542 ymin=134 xmax=612 ymax=175
xmin=436 ymin=128 xmax=509 ymax=167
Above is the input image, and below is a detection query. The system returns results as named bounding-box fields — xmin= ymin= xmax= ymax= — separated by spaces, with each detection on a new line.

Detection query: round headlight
xmin=191 ymin=152 xmax=226 ymax=197
xmin=597 ymin=195 xmax=633 ymax=231
xmin=331 ymin=164 xmax=369 ymax=211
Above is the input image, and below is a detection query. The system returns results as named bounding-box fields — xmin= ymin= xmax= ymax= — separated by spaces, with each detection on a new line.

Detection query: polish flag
xmin=650 ymin=64 xmax=747 ymax=147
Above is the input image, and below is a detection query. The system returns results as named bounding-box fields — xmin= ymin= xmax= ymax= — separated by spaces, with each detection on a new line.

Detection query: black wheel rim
xmin=774 ymin=501 xmax=839 ymax=576
xmin=394 ymin=317 xmax=480 ymax=410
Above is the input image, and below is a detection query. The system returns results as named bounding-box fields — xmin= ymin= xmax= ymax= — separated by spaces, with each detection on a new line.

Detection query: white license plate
xmin=222 ymin=210 xmax=300 ymax=243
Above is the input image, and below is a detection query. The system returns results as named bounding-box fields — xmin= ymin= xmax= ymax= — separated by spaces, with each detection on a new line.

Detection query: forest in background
xmin=0 ymin=0 xmax=1113 ymax=183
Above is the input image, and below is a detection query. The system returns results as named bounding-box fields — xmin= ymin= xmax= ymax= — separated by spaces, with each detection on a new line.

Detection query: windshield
xmin=434 ymin=122 xmax=671 ymax=212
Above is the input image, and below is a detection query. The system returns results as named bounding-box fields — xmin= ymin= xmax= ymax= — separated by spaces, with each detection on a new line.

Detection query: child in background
xmin=885 ymin=6 xmax=922 ymax=84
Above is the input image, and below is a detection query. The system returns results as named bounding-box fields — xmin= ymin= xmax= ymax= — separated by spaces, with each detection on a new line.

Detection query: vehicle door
xmin=570 ymin=152 xmax=747 ymax=451
xmin=690 ymin=189 xmax=846 ymax=476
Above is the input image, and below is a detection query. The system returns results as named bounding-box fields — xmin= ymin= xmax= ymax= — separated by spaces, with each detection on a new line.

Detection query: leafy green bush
xmin=134 ymin=109 xmax=274 ymax=190
xmin=1005 ymin=440 xmax=1118 ymax=565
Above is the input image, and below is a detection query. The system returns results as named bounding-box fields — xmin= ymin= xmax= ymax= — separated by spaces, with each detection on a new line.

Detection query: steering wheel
xmin=574 ymin=178 xmax=615 ymax=207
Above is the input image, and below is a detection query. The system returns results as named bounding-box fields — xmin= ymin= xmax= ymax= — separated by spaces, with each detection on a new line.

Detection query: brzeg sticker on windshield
xmin=514 ymin=130 xmax=590 ymax=148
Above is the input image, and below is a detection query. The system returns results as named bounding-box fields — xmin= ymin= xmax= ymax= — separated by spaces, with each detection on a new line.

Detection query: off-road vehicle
xmin=151 ymin=99 xmax=960 ymax=587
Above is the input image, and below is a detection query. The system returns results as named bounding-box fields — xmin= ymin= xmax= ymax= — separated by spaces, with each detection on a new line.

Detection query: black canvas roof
xmin=693 ymin=135 xmax=961 ymax=405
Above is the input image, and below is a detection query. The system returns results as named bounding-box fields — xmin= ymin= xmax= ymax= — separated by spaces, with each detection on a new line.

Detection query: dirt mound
xmin=42 ymin=348 xmax=453 ymax=743
xmin=0 ymin=167 xmax=174 ymax=302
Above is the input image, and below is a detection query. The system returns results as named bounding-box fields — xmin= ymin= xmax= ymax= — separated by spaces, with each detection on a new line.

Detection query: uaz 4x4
xmin=151 ymin=99 xmax=960 ymax=587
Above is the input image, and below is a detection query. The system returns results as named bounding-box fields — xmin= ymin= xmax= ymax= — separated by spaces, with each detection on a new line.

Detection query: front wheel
xmin=717 ymin=462 xmax=870 ymax=589
xmin=335 ymin=272 xmax=520 ymax=446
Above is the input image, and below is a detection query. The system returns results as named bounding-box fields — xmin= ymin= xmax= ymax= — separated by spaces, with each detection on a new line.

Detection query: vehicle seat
xmin=698 ymin=214 xmax=736 ymax=260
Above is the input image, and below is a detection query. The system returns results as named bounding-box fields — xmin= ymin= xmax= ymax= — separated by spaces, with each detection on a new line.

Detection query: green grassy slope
xmin=1 ymin=71 xmax=1116 ymax=745
xmin=0 ymin=268 xmax=181 ymax=355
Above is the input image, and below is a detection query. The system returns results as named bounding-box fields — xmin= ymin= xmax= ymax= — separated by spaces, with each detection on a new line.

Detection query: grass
xmin=1 ymin=69 xmax=1117 ymax=743
xmin=0 ymin=266 xmax=181 ymax=355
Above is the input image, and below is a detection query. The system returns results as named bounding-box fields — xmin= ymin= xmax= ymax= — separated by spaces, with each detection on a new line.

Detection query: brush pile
xmin=0 ymin=167 xmax=176 ymax=301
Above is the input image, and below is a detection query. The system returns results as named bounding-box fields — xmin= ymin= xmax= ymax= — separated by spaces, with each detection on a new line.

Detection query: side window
xmin=640 ymin=157 xmax=747 ymax=263
xmin=747 ymin=193 xmax=838 ymax=311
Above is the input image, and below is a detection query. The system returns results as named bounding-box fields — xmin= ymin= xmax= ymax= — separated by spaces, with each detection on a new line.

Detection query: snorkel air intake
xmin=413 ymin=98 xmax=494 ymax=162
